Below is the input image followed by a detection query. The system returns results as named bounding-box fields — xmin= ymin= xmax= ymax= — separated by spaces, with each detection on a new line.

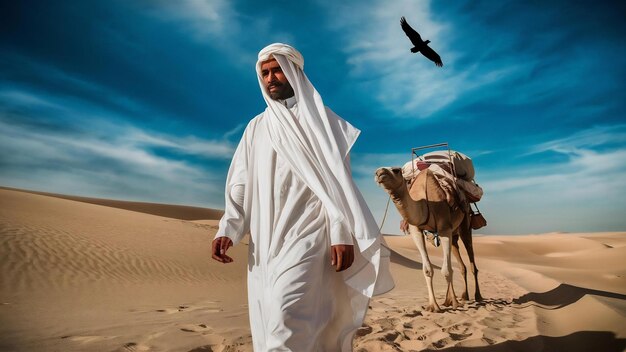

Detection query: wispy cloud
xmin=224 ymin=123 xmax=247 ymax=141
xmin=127 ymin=129 xmax=235 ymax=159
xmin=528 ymin=125 xmax=626 ymax=155
xmin=148 ymin=0 xmax=236 ymax=40
xmin=143 ymin=0 xmax=295 ymax=66
xmin=0 ymin=117 xmax=230 ymax=207
xmin=0 ymin=86 xmax=235 ymax=207
xmin=350 ymin=152 xmax=409 ymax=178
xmin=477 ymin=125 xmax=626 ymax=233
xmin=319 ymin=0 xmax=519 ymax=118
xmin=484 ymin=125 xmax=626 ymax=195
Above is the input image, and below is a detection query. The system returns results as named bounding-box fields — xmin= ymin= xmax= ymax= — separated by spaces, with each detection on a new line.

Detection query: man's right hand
xmin=212 ymin=237 xmax=234 ymax=263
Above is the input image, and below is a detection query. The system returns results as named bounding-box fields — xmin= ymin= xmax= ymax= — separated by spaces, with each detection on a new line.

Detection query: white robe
xmin=216 ymin=99 xmax=393 ymax=351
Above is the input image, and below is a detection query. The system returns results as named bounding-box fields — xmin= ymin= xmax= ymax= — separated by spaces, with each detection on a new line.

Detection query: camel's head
xmin=375 ymin=167 xmax=406 ymax=195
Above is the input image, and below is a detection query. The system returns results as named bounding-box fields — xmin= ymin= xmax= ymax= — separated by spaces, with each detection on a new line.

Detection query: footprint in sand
xmin=355 ymin=325 xmax=373 ymax=337
xmin=402 ymin=309 xmax=421 ymax=318
xmin=155 ymin=305 xmax=189 ymax=314
xmin=187 ymin=346 xmax=214 ymax=352
xmin=187 ymin=332 xmax=252 ymax=352
xmin=446 ymin=322 xmax=474 ymax=341
xmin=155 ymin=308 xmax=177 ymax=313
xmin=382 ymin=331 xmax=402 ymax=343
xmin=180 ymin=323 xmax=212 ymax=333
xmin=371 ymin=317 xmax=400 ymax=332
xmin=156 ymin=302 xmax=223 ymax=314
xmin=115 ymin=342 xmax=152 ymax=352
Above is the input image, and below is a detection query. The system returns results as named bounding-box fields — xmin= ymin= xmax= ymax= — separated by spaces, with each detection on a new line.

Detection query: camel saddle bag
xmin=470 ymin=203 xmax=487 ymax=230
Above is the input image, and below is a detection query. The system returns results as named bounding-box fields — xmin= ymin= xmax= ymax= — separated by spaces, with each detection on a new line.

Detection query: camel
xmin=375 ymin=166 xmax=482 ymax=312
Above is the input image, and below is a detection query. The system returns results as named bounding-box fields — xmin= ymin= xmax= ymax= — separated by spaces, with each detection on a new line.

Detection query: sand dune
xmin=0 ymin=188 xmax=248 ymax=352
xmin=0 ymin=186 xmax=224 ymax=221
xmin=1 ymin=187 xmax=625 ymax=351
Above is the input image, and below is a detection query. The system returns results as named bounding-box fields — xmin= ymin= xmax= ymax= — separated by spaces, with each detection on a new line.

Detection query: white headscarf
xmin=256 ymin=43 xmax=380 ymax=244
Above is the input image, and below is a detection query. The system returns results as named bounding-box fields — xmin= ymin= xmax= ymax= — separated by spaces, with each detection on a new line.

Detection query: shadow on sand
xmin=426 ymin=284 xmax=626 ymax=351
xmin=422 ymin=331 xmax=626 ymax=352
xmin=388 ymin=247 xmax=425 ymax=270
xmin=513 ymin=283 xmax=626 ymax=309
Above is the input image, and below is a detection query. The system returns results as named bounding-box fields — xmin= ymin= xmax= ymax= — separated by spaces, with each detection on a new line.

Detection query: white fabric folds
xmin=256 ymin=43 xmax=381 ymax=247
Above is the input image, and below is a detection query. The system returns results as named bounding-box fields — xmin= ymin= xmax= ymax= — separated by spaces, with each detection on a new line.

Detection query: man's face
xmin=260 ymin=58 xmax=294 ymax=100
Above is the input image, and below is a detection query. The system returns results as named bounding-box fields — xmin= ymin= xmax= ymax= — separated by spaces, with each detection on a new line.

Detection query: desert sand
xmin=1 ymin=187 xmax=625 ymax=351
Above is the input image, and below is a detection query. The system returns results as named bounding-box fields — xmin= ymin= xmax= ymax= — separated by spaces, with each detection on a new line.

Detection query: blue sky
xmin=1 ymin=0 xmax=625 ymax=235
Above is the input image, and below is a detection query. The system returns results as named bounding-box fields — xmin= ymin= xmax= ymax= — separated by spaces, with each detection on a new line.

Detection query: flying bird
xmin=400 ymin=16 xmax=443 ymax=67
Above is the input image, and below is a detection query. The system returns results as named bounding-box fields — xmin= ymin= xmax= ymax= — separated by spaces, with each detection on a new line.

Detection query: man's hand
xmin=400 ymin=219 xmax=409 ymax=234
xmin=330 ymin=244 xmax=354 ymax=272
xmin=212 ymin=237 xmax=234 ymax=263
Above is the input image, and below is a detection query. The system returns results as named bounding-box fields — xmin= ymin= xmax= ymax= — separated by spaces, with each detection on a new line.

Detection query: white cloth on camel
xmin=401 ymin=159 xmax=483 ymax=205
xmin=215 ymin=43 xmax=394 ymax=352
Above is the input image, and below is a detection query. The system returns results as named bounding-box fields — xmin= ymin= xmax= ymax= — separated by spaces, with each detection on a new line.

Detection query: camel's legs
xmin=460 ymin=227 xmax=483 ymax=301
xmin=409 ymin=224 xmax=440 ymax=312
xmin=435 ymin=204 xmax=462 ymax=310
xmin=451 ymin=234 xmax=469 ymax=301
xmin=440 ymin=233 xmax=461 ymax=309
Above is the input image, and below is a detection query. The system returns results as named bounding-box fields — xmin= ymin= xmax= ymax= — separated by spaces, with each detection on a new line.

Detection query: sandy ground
xmin=1 ymin=187 xmax=625 ymax=351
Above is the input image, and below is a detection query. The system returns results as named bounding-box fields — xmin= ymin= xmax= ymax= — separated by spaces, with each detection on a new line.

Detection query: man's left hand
xmin=400 ymin=219 xmax=409 ymax=234
xmin=330 ymin=244 xmax=354 ymax=272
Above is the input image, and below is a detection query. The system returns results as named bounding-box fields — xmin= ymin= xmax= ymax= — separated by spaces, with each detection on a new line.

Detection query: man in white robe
xmin=212 ymin=43 xmax=393 ymax=351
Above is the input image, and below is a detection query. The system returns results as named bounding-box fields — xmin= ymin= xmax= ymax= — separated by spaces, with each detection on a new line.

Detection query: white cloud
xmin=477 ymin=126 xmax=626 ymax=233
xmin=0 ymin=116 xmax=229 ymax=207
xmin=528 ymin=124 xmax=626 ymax=155
xmin=0 ymin=90 xmax=63 ymax=110
xmin=223 ymin=122 xmax=247 ymax=140
xmin=144 ymin=1 xmax=295 ymax=67
xmin=350 ymin=152 xmax=408 ymax=176
xmin=149 ymin=0 xmax=234 ymax=39
xmin=0 ymin=84 xmax=237 ymax=160
xmin=320 ymin=0 xmax=524 ymax=117
xmin=0 ymin=84 xmax=236 ymax=208
xmin=127 ymin=129 xmax=235 ymax=159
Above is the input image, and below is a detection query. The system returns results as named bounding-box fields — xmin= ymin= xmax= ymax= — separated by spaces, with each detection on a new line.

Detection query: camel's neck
xmin=389 ymin=188 xmax=429 ymax=227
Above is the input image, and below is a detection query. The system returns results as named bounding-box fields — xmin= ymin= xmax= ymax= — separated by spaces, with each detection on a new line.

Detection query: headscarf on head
xmin=255 ymin=43 xmax=381 ymax=249
xmin=258 ymin=43 xmax=304 ymax=70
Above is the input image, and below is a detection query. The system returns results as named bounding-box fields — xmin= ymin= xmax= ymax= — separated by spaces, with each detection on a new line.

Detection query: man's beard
xmin=268 ymin=82 xmax=295 ymax=100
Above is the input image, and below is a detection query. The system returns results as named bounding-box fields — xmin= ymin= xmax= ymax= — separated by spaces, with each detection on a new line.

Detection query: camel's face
xmin=375 ymin=167 xmax=405 ymax=193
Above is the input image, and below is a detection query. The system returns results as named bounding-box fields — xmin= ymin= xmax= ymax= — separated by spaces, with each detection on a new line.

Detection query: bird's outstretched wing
xmin=422 ymin=46 xmax=443 ymax=67
xmin=400 ymin=16 xmax=422 ymax=47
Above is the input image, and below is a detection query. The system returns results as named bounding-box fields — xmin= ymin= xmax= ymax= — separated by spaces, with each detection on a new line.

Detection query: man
xmin=212 ymin=43 xmax=393 ymax=351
